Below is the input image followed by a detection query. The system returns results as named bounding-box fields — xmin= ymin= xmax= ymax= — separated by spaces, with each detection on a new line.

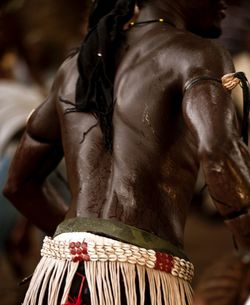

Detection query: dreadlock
xmin=73 ymin=0 xmax=136 ymax=151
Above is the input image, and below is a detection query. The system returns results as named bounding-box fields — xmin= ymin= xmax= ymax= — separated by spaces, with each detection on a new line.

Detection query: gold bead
xmin=159 ymin=18 xmax=164 ymax=22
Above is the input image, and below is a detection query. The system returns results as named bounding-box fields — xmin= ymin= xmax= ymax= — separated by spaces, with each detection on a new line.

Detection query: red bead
xmin=70 ymin=249 xmax=77 ymax=255
xmin=78 ymin=256 xmax=83 ymax=262
xmin=77 ymin=249 xmax=82 ymax=255
xmin=157 ymin=257 xmax=162 ymax=263
xmin=73 ymin=256 xmax=84 ymax=262
xmin=72 ymin=256 xmax=79 ymax=262
xmin=82 ymin=254 xmax=90 ymax=261
xmin=155 ymin=252 xmax=174 ymax=273
xmin=76 ymin=242 xmax=81 ymax=248
xmin=165 ymin=258 xmax=171 ymax=264
xmin=69 ymin=242 xmax=75 ymax=248
xmin=156 ymin=263 xmax=163 ymax=271
xmin=82 ymin=243 xmax=88 ymax=254
xmin=164 ymin=266 xmax=172 ymax=273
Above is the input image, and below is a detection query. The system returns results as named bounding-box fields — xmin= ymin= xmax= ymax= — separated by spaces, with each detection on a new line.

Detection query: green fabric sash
xmin=54 ymin=217 xmax=188 ymax=260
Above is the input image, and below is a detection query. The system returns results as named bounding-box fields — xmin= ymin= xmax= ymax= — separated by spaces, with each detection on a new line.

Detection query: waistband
xmin=54 ymin=217 xmax=188 ymax=260
xmin=42 ymin=232 xmax=194 ymax=283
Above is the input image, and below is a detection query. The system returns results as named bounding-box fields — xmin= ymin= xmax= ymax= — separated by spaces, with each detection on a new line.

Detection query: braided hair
xmin=73 ymin=0 xmax=136 ymax=151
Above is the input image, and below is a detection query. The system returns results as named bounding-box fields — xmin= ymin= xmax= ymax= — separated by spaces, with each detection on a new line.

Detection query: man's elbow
xmin=3 ymin=179 xmax=21 ymax=201
xmin=198 ymin=135 xmax=239 ymax=161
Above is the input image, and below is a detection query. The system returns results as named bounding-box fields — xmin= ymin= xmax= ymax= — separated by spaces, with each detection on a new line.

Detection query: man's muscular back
xmin=56 ymin=24 xmax=234 ymax=247
xmin=4 ymin=0 xmax=250 ymax=253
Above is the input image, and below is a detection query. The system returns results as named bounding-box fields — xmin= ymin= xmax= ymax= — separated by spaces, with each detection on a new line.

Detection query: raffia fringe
xmin=22 ymin=259 xmax=193 ymax=305
xmin=22 ymin=233 xmax=193 ymax=305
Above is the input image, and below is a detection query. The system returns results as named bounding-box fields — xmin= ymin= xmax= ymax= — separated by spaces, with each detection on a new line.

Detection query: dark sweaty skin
xmin=3 ymin=0 xmax=250 ymax=252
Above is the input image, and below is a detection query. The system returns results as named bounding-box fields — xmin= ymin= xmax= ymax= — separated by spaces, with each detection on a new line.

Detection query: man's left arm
xmin=3 ymin=66 xmax=69 ymax=235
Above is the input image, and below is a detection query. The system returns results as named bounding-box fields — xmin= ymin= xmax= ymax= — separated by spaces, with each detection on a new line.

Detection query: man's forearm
xmin=3 ymin=180 xmax=68 ymax=235
xmin=201 ymin=139 xmax=250 ymax=250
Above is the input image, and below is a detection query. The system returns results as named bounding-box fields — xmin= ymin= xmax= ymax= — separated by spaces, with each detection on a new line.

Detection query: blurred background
xmin=0 ymin=0 xmax=249 ymax=304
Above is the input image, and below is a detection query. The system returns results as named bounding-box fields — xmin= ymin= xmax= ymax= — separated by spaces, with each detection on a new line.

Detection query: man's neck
xmin=137 ymin=2 xmax=187 ymax=30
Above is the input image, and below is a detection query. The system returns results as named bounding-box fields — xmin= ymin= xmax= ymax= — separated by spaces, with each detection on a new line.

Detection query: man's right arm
xmin=182 ymin=43 xmax=250 ymax=251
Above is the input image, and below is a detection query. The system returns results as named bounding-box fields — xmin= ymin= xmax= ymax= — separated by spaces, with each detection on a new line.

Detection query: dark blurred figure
xmin=218 ymin=0 xmax=250 ymax=55
xmin=0 ymin=0 xmax=91 ymax=91
xmin=194 ymin=253 xmax=250 ymax=305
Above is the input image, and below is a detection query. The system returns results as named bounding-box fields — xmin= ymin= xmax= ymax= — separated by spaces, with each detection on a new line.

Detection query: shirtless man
xmin=3 ymin=0 xmax=250 ymax=304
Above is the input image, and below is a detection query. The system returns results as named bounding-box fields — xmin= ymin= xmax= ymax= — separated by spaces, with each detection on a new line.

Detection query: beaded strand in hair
xmin=73 ymin=0 xmax=136 ymax=151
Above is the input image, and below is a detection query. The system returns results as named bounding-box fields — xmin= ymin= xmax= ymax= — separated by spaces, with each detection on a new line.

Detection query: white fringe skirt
xmin=22 ymin=232 xmax=194 ymax=305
